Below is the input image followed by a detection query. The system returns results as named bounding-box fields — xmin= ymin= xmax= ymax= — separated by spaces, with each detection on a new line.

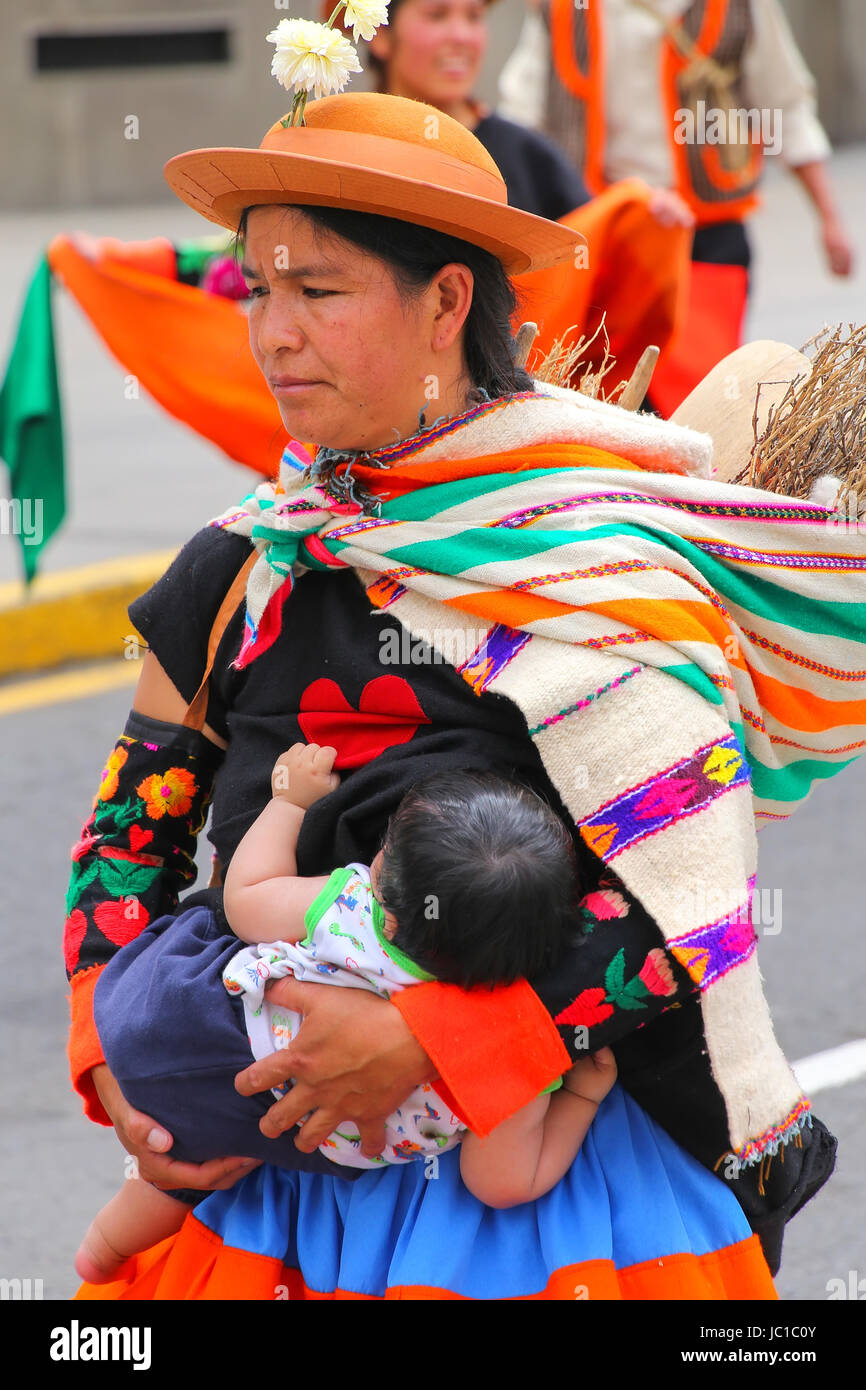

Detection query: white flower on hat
xmin=342 ymin=0 xmax=390 ymax=44
xmin=266 ymin=18 xmax=362 ymax=103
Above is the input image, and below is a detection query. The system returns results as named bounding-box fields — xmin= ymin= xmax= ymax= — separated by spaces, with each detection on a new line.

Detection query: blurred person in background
xmin=362 ymin=0 xmax=698 ymax=227
xmin=499 ymin=0 xmax=854 ymax=411
xmin=361 ymin=0 xmax=591 ymax=219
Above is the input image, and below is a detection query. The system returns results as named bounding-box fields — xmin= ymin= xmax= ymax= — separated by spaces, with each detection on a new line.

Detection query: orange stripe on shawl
xmin=439 ymin=594 xmax=745 ymax=663
xmin=344 ymin=441 xmax=644 ymax=501
xmin=750 ymin=667 xmax=866 ymax=735
xmin=585 ymin=597 xmax=746 ymax=662
xmin=443 ymin=587 xmax=866 ymax=735
xmin=443 ymin=588 xmax=579 ymax=628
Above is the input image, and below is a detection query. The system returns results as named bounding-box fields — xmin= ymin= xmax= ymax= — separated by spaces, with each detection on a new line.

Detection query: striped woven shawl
xmin=211 ymin=387 xmax=866 ymax=1167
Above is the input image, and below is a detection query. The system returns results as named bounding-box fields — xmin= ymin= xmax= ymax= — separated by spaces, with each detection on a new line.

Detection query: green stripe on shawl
xmin=379 ymin=526 xmax=587 ymax=571
xmin=355 ymin=499 xmax=866 ymax=643
xmin=659 ymin=662 xmax=725 ymax=705
xmin=644 ymin=667 xmax=856 ymax=801
xmin=377 ymin=468 xmax=557 ymax=521
xmin=359 ymin=520 xmax=662 ymax=569
xmin=651 ymin=531 xmax=866 ymax=643
xmin=748 ymin=751 xmax=859 ymax=801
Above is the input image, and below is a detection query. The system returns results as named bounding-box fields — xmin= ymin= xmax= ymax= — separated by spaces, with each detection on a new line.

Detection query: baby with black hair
xmin=76 ymin=742 xmax=615 ymax=1281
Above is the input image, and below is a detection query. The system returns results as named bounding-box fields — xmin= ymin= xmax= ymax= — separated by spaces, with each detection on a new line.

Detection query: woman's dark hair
xmin=376 ymin=769 xmax=580 ymax=989
xmin=235 ymin=204 xmax=533 ymax=402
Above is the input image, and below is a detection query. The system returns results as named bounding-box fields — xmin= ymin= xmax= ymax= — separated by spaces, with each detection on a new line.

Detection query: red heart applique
xmin=64 ymin=909 xmax=87 ymax=974
xmin=94 ymin=899 xmax=150 ymax=947
xmin=298 ymin=676 xmax=431 ymax=769
xmin=128 ymin=825 xmax=154 ymax=852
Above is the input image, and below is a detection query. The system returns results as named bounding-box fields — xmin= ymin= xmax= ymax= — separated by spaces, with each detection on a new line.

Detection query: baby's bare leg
xmin=75 ymin=1180 xmax=190 ymax=1283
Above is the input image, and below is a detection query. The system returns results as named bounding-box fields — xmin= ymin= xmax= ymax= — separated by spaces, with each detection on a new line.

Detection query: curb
xmin=0 ymin=550 xmax=176 ymax=679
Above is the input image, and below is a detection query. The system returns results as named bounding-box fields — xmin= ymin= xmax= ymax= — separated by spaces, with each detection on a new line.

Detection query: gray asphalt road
xmin=0 ymin=684 xmax=863 ymax=1300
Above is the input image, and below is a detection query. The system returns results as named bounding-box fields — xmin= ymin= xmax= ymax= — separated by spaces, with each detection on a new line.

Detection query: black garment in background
xmin=474 ymin=112 xmax=590 ymax=221
xmin=691 ymin=219 xmax=752 ymax=269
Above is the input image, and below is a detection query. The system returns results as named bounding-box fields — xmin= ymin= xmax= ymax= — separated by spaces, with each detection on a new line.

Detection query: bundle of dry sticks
xmin=526 ymin=319 xmax=866 ymax=512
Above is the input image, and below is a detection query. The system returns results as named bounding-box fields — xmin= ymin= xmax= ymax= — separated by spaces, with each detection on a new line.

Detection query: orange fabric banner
xmin=515 ymin=178 xmax=691 ymax=392
xmin=47 ymin=235 xmax=289 ymax=476
xmin=650 ymin=260 xmax=749 ymax=417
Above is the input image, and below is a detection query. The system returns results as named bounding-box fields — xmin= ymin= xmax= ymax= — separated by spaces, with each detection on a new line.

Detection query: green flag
xmin=0 ymin=255 xmax=65 ymax=584
xmin=175 ymin=234 xmax=234 ymax=282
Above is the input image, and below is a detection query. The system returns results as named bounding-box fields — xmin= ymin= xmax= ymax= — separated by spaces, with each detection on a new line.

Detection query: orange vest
xmin=548 ymin=0 xmax=762 ymax=225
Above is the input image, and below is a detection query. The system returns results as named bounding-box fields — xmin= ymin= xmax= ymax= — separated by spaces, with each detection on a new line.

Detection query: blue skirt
xmin=76 ymin=1083 xmax=776 ymax=1300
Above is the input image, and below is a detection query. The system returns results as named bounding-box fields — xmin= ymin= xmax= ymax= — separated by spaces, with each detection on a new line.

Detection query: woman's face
xmin=241 ymin=206 xmax=469 ymax=451
xmin=371 ymin=0 xmax=488 ymax=108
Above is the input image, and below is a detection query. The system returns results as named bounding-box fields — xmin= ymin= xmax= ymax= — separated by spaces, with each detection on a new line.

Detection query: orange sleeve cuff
xmin=68 ymin=966 xmax=111 ymax=1126
xmin=392 ymin=978 xmax=571 ymax=1137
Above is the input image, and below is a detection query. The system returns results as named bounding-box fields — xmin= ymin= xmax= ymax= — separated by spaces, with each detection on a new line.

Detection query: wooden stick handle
xmin=619 ymin=345 xmax=660 ymax=411
xmin=514 ymin=321 xmax=539 ymax=368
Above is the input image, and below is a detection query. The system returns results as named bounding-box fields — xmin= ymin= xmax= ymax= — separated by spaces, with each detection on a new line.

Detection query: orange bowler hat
xmin=163 ymin=91 xmax=584 ymax=275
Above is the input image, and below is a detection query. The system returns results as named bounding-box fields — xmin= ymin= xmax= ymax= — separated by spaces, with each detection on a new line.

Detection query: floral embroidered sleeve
xmin=65 ymin=710 xmax=223 ymax=1122
xmin=530 ymin=866 xmax=699 ymax=1058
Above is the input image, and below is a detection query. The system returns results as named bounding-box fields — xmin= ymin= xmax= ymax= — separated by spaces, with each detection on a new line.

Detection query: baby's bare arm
xmin=223 ymin=799 xmax=330 ymax=944
xmin=459 ymin=1048 xmax=617 ymax=1208
xmin=223 ymin=743 xmax=339 ymax=944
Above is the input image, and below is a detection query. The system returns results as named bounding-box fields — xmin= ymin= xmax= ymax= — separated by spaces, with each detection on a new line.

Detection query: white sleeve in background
xmin=742 ymin=0 xmax=832 ymax=167
xmin=496 ymin=11 xmax=550 ymax=130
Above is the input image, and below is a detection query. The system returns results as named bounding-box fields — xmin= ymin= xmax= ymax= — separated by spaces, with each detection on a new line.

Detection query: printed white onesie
xmin=222 ymin=863 xmax=465 ymax=1169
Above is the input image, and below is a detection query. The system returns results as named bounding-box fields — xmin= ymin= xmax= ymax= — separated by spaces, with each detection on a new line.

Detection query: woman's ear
xmin=430 ymin=263 xmax=474 ymax=352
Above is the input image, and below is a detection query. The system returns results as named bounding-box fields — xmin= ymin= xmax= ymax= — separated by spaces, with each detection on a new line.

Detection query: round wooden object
xmin=671 ymin=340 xmax=811 ymax=483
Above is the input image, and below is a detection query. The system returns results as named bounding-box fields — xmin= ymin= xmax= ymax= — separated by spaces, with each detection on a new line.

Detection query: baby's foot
xmin=74 ymin=1218 xmax=133 ymax=1284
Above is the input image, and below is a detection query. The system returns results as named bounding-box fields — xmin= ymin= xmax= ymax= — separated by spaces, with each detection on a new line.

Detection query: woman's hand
xmin=647 ymin=187 xmax=696 ymax=229
xmin=234 ymin=979 xmax=437 ymax=1158
xmin=91 ymin=1064 xmax=261 ymax=1192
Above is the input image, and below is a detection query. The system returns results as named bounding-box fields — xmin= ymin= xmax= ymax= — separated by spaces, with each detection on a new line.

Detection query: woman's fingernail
xmin=147 ymin=1128 xmax=171 ymax=1152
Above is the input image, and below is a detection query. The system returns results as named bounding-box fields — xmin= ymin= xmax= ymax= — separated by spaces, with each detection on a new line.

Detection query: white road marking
xmin=792 ymin=1038 xmax=866 ymax=1096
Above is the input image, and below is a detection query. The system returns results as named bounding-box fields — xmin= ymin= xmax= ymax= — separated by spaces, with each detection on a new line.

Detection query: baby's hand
xmin=562 ymin=1046 xmax=617 ymax=1107
xmin=271 ymin=743 xmax=340 ymax=809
